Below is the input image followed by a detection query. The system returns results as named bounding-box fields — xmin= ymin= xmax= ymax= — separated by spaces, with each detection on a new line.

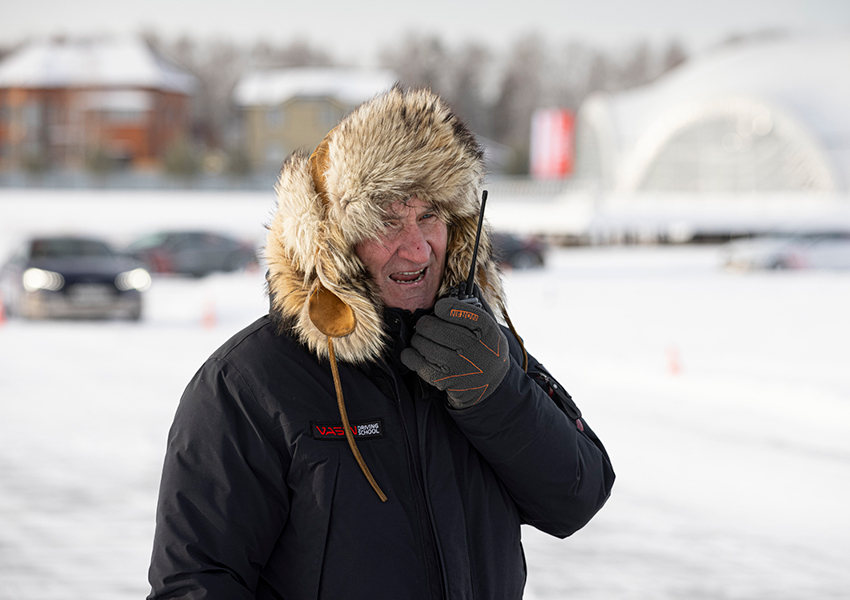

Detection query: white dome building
xmin=574 ymin=36 xmax=850 ymax=194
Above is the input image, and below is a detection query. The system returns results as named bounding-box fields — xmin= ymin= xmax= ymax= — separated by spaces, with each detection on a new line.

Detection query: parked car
xmin=721 ymin=231 xmax=850 ymax=271
xmin=126 ymin=230 xmax=259 ymax=278
xmin=490 ymin=232 xmax=547 ymax=269
xmin=0 ymin=235 xmax=151 ymax=320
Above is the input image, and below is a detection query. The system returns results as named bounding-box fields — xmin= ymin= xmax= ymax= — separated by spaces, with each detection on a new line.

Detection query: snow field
xmin=1 ymin=190 xmax=849 ymax=599
xmin=508 ymin=247 xmax=850 ymax=599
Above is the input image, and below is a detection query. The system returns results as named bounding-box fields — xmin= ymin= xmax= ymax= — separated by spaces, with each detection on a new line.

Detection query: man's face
xmin=354 ymin=197 xmax=447 ymax=312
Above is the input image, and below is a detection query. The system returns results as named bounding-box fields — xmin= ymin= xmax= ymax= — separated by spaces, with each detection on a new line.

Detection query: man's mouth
xmin=389 ymin=268 xmax=427 ymax=284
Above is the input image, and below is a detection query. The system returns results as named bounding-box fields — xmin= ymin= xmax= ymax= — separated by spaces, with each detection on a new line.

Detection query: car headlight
xmin=115 ymin=268 xmax=152 ymax=292
xmin=23 ymin=268 xmax=65 ymax=292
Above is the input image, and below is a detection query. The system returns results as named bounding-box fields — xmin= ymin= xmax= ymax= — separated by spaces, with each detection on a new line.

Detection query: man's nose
xmin=395 ymin=223 xmax=431 ymax=264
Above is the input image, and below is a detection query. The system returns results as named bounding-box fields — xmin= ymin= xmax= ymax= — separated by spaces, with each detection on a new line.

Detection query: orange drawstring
xmin=327 ymin=336 xmax=388 ymax=502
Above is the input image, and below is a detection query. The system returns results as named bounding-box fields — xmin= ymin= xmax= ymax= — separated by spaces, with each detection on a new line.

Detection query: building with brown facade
xmin=233 ymin=68 xmax=396 ymax=171
xmin=0 ymin=37 xmax=195 ymax=172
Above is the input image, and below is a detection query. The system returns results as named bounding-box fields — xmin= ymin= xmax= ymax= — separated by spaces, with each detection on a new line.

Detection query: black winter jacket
xmin=148 ymin=311 xmax=614 ymax=600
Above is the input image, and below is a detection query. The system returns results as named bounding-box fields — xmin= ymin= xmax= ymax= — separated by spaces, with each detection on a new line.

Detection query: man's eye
xmin=381 ymin=221 xmax=401 ymax=235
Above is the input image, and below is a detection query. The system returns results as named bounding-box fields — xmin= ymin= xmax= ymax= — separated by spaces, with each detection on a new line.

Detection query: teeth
xmin=391 ymin=268 xmax=426 ymax=283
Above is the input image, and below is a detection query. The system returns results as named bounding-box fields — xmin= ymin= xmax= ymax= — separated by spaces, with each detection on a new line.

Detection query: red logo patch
xmin=311 ymin=419 xmax=384 ymax=440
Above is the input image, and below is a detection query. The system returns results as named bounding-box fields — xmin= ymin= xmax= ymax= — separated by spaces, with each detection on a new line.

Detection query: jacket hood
xmin=265 ymin=86 xmax=506 ymax=364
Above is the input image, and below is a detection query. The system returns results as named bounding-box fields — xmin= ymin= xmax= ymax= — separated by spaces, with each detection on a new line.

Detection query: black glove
xmin=401 ymin=297 xmax=510 ymax=409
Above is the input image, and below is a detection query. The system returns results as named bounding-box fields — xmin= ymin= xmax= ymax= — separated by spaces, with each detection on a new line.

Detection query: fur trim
xmin=266 ymin=87 xmax=506 ymax=364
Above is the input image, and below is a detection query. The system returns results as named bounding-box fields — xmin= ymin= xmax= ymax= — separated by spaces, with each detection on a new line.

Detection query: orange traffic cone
xmin=201 ymin=300 xmax=217 ymax=329
xmin=667 ymin=345 xmax=682 ymax=376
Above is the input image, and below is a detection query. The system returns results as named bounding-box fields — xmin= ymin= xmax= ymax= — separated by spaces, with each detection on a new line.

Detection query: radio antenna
xmin=459 ymin=190 xmax=487 ymax=301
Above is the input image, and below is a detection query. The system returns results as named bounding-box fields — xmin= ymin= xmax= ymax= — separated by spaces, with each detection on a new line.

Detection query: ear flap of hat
xmin=308 ymin=282 xmax=356 ymax=338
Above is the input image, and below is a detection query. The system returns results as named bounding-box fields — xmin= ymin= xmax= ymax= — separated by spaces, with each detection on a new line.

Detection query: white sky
xmin=3 ymin=0 xmax=850 ymax=64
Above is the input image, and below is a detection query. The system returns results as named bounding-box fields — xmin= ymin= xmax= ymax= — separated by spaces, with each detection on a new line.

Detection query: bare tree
xmin=491 ymin=35 xmax=545 ymax=147
xmin=661 ymin=39 xmax=688 ymax=74
xmin=195 ymin=39 xmax=248 ymax=148
xmin=444 ymin=43 xmax=492 ymax=136
xmin=585 ymin=50 xmax=616 ymax=95
xmin=249 ymin=39 xmax=334 ymax=68
xmin=379 ymin=34 xmax=450 ymax=92
xmin=134 ymin=29 xmax=686 ymax=175
xmin=548 ymin=41 xmax=598 ymax=110
xmin=145 ymin=34 xmax=248 ymax=149
xmin=378 ymin=37 xmax=493 ymax=136
xmin=618 ymin=41 xmax=653 ymax=89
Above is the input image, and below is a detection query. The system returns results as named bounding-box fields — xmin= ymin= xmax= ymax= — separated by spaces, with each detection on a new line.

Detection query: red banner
xmin=530 ymin=108 xmax=575 ymax=179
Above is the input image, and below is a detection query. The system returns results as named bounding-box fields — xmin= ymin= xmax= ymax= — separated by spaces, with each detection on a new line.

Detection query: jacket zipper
xmin=414 ymin=378 xmax=452 ymax=600
xmin=384 ymin=364 xmax=446 ymax=600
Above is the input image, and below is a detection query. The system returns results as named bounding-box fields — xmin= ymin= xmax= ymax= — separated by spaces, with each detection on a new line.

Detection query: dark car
xmin=490 ymin=232 xmax=547 ymax=269
xmin=127 ymin=230 xmax=258 ymax=278
xmin=0 ymin=235 xmax=151 ymax=320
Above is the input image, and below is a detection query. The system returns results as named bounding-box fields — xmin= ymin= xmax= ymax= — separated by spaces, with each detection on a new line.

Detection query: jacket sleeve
xmin=147 ymin=358 xmax=290 ymax=599
xmin=447 ymin=333 xmax=614 ymax=538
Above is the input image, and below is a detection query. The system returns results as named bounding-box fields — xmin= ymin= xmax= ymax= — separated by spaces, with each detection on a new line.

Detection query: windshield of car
xmin=30 ymin=238 xmax=114 ymax=259
xmin=127 ymin=233 xmax=171 ymax=251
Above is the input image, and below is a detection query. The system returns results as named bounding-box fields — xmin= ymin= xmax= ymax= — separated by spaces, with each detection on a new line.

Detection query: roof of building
xmin=0 ymin=37 xmax=196 ymax=94
xmin=234 ymin=67 xmax=398 ymax=108
xmin=608 ymin=35 xmax=850 ymax=144
xmin=578 ymin=35 xmax=850 ymax=192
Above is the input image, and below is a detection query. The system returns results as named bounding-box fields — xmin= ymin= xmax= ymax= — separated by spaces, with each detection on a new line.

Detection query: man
xmin=148 ymin=87 xmax=614 ymax=599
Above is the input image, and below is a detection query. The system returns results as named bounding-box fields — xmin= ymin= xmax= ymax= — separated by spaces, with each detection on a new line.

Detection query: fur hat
xmin=265 ymin=86 xmax=506 ymax=364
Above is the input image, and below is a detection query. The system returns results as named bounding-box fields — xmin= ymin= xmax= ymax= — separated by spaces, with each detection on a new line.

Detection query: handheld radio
xmin=450 ymin=190 xmax=488 ymax=308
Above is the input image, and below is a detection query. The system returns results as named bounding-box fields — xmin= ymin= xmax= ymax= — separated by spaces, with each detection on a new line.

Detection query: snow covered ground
xmin=1 ymin=190 xmax=849 ymax=599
